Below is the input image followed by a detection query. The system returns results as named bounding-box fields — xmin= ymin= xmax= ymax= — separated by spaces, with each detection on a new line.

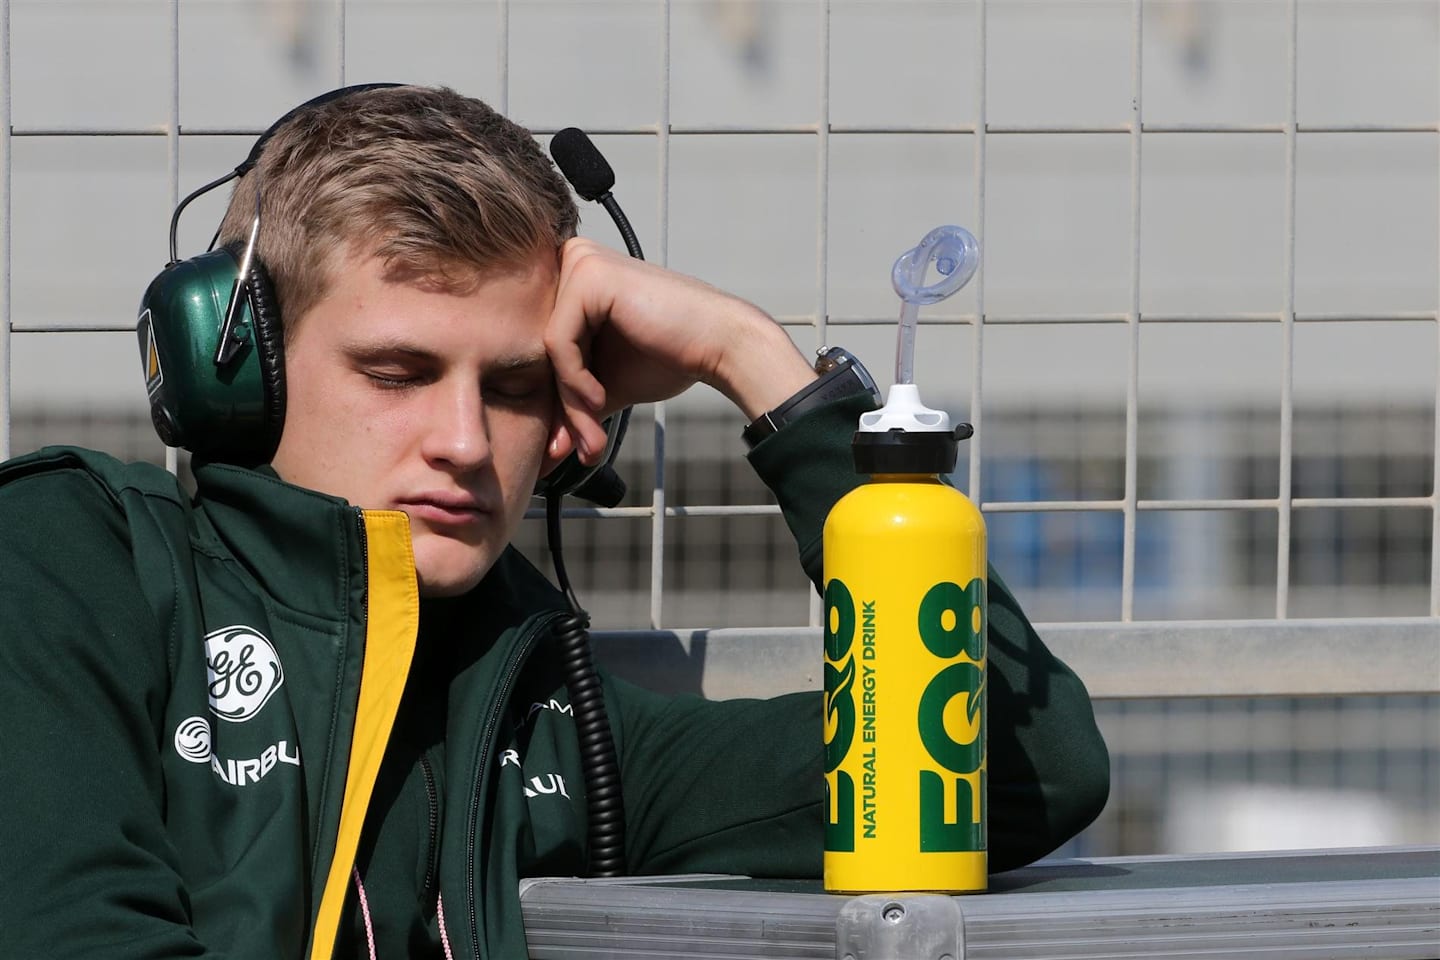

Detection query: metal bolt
xmin=882 ymin=902 xmax=906 ymax=923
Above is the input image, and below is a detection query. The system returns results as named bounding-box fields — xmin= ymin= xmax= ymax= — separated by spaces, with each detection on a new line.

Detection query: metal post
xmin=1276 ymin=0 xmax=1299 ymax=619
xmin=1121 ymin=0 xmax=1144 ymax=621
xmin=811 ymin=0 xmax=831 ymax=628
xmin=0 ymin=0 xmax=11 ymax=462
xmin=163 ymin=0 xmax=180 ymax=475
xmin=968 ymin=0 xmax=987 ymax=505
xmin=649 ymin=0 xmax=674 ymax=630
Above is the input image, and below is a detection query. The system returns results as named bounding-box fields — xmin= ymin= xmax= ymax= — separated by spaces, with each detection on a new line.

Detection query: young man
xmin=0 ymin=86 xmax=1108 ymax=959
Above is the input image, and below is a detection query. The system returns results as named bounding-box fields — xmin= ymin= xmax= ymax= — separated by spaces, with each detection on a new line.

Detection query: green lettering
xmin=825 ymin=579 xmax=856 ymax=661
xmin=826 ymin=771 xmax=856 ymax=852
xmin=917 ymin=578 xmax=986 ymax=661
xmin=824 ymin=578 xmax=859 ymax=773
xmin=824 ymin=657 xmax=857 ymax=772
xmin=916 ymin=662 xmax=985 ymax=775
xmin=918 ymin=769 xmax=987 ymax=853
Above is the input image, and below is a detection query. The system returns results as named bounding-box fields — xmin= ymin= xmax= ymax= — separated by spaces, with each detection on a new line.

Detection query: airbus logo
xmin=174 ymin=715 xmax=212 ymax=763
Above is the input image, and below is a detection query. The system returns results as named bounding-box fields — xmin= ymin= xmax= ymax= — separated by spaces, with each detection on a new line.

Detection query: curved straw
xmin=890 ymin=225 xmax=980 ymax=384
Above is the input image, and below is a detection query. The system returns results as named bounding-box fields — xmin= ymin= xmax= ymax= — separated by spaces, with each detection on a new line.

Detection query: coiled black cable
xmin=545 ymin=125 xmax=640 ymax=876
xmin=546 ymin=493 xmax=627 ymax=876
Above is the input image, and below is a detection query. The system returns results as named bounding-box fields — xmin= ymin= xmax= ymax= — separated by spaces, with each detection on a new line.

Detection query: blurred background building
xmin=1 ymin=0 xmax=1436 ymax=858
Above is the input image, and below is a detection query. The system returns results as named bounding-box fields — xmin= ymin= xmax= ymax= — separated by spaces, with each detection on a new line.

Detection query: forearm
xmin=748 ymin=392 xmax=878 ymax=588
xmin=703 ymin=311 xmax=817 ymax=421
xmin=983 ymin=566 xmax=1110 ymax=871
xmin=546 ymin=238 xmax=819 ymax=458
xmin=607 ymin=674 xmax=824 ymax=876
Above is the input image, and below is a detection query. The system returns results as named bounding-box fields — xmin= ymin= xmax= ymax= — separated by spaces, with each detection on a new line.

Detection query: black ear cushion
xmin=245 ymin=260 xmax=287 ymax=460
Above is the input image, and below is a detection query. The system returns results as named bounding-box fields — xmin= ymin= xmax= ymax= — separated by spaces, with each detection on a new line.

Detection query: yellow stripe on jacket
xmin=309 ymin=510 xmax=419 ymax=960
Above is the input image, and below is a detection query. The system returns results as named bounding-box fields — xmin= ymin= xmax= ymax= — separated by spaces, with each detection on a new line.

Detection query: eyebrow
xmin=490 ymin=352 xmax=552 ymax=374
xmin=341 ymin=340 xmax=551 ymax=372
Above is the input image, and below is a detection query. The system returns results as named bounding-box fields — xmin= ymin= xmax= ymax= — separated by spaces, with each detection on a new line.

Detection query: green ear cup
xmin=136 ymin=247 xmax=285 ymax=465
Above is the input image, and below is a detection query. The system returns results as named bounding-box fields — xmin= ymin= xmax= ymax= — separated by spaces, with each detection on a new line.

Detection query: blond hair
xmin=216 ymin=85 xmax=578 ymax=334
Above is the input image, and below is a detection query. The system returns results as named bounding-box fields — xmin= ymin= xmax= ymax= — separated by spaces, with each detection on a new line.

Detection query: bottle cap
xmin=852 ymin=384 xmax=973 ymax=475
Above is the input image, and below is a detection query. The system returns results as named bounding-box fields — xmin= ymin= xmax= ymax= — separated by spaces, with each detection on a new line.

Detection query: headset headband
xmin=168 ymin=83 xmax=407 ymax=263
xmin=235 ymin=82 xmax=405 ymax=178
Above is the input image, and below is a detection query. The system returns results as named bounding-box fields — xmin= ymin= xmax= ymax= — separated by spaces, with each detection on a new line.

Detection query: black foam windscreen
xmin=550 ymin=128 xmax=616 ymax=202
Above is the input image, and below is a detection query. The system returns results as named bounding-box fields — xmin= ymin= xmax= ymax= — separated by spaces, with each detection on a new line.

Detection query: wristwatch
xmin=741 ymin=346 xmax=881 ymax=449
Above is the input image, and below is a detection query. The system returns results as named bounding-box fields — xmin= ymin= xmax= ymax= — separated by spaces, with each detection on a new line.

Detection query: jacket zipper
xmin=463 ymin=611 xmax=563 ymax=960
xmin=316 ymin=511 xmax=369 ymax=874
xmin=308 ymin=509 xmax=372 ymax=960
xmin=419 ymin=753 xmax=439 ymax=906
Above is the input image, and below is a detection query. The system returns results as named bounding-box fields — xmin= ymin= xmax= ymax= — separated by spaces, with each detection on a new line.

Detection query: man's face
xmin=270 ymin=249 xmax=568 ymax=597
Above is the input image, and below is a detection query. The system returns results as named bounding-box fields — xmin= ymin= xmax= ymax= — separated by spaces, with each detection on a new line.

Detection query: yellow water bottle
xmin=822 ymin=225 xmax=987 ymax=894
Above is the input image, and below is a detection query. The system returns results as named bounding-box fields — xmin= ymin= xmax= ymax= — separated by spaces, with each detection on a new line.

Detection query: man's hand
xmin=545 ymin=237 xmax=817 ymax=463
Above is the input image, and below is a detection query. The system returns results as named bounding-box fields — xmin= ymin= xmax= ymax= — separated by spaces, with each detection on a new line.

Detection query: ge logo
xmin=204 ymin=625 xmax=285 ymax=723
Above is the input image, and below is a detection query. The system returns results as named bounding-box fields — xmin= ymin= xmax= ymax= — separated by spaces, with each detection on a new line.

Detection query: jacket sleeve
xmin=0 ymin=466 xmax=221 ymax=958
xmin=605 ymin=672 xmax=825 ymax=877
xmin=746 ymin=393 xmax=1111 ymax=872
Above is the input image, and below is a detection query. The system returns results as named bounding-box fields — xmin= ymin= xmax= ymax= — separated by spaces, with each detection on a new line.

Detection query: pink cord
xmin=351 ymin=866 xmax=377 ymax=960
xmin=436 ymin=893 xmax=455 ymax=960
xmin=349 ymin=864 xmax=455 ymax=960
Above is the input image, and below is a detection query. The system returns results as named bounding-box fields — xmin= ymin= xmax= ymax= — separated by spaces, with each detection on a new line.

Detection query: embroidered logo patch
xmin=205 ymin=625 xmax=285 ymax=723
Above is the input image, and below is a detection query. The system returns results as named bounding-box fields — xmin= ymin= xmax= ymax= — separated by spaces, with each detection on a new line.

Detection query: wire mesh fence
xmin=1 ymin=0 xmax=1436 ymax=854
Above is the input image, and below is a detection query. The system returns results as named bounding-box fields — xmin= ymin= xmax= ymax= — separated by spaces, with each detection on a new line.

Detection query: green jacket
xmin=0 ymin=396 xmax=1108 ymax=960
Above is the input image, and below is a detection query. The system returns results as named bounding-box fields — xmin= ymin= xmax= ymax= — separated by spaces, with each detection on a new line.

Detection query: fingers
xmin=546 ymin=235 xmax=757 ymax=448
xmin=561 ymin=400 xmax=609 ymax=465
xmin=547 ymin=238 xmax=616 ymax=462
xmin=549 ymin=333 xmax=607 ymax=460
xmin=545 ymin=238 xmax=608 ymax=406
xmin=548 ymin=350 xmax=607 ymax=463
xmin=540 ymin=421 xmax=579 ymax=476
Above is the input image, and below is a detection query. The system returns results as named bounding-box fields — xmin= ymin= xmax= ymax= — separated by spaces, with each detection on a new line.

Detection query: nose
xmin=422 ymin=383 xmax=492 ymax=473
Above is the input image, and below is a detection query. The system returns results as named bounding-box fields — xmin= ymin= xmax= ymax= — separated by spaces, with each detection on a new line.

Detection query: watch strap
xmin=741 ymin=347 xmax=879 ymax=449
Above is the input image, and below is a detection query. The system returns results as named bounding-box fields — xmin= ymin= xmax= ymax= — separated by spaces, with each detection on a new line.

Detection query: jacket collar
xmin=190 ymin=461 xmax=568 ymax=626
xmin=191 ymin=460 xmax=367 ymax=621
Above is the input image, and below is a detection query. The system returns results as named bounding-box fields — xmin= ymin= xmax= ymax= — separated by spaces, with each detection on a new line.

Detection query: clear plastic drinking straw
xmin=890 ymin=225 xmax=980 ymax=385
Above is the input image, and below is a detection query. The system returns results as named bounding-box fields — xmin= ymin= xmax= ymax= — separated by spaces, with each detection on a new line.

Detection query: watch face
xmin=815 ymin=346 xmax=849 ymax=375
xmin=830 ymin=349 xmax=879 ymax=397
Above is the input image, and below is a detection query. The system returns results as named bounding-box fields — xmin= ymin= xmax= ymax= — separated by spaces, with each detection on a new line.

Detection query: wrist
xmin=707 ymin=313 xmax=816 ymax=420
xmin=741 ymin=346 xmax=880 ymax=449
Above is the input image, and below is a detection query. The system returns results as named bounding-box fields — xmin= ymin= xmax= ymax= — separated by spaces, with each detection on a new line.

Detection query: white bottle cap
xmin=857 ymin=383 xmax=952 ymax=434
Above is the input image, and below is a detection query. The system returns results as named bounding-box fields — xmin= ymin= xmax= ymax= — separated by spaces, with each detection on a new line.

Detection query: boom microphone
xmin=550 ymin=127 xmax=616 ymax=201
xmin=545 ymin=125 xmax=645 ymax=879
xmin=549 ymin=128 xmax=644 ymax=269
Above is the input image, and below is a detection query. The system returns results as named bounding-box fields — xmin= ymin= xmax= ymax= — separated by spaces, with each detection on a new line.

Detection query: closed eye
xmin=483 ymin=376 xmax=551 ymax=405
xmin=363 ymin=368 xmax=433 ymax=391
xmin=343 ymin=340 xmax=442 ymax=391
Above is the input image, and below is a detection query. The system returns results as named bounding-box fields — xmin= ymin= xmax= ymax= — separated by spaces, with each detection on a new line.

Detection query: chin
xmin=412 ymin=541 xmax=496 ymax=599
xmin=416 ymin=575 xmax=482 ymax=599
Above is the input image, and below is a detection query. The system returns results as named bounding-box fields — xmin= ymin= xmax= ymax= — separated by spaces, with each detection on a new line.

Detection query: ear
xmin=539 ymin=419 xmax=577 ymax=479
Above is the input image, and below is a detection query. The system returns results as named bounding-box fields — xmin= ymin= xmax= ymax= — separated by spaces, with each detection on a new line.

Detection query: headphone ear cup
xmin=244 ymin=259 xmax=287 ymax=459
xmin=534 ymin=408 xmax=631 ymax=507
xmin=135 ymin=247 xmax=286 ymax=465
xmin=136 ymin=303 xmax=186 ymax=449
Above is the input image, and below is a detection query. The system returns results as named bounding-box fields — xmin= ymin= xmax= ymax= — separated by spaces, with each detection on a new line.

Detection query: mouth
xmin=396 ymin=495 xmax=492 ymax=527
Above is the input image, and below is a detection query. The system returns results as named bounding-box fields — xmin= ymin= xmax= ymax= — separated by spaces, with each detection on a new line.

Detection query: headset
xmin=136 ymin=83 xmax=630 ymax=507
xmin=137 ymin=84 xmax=639 ymax=875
